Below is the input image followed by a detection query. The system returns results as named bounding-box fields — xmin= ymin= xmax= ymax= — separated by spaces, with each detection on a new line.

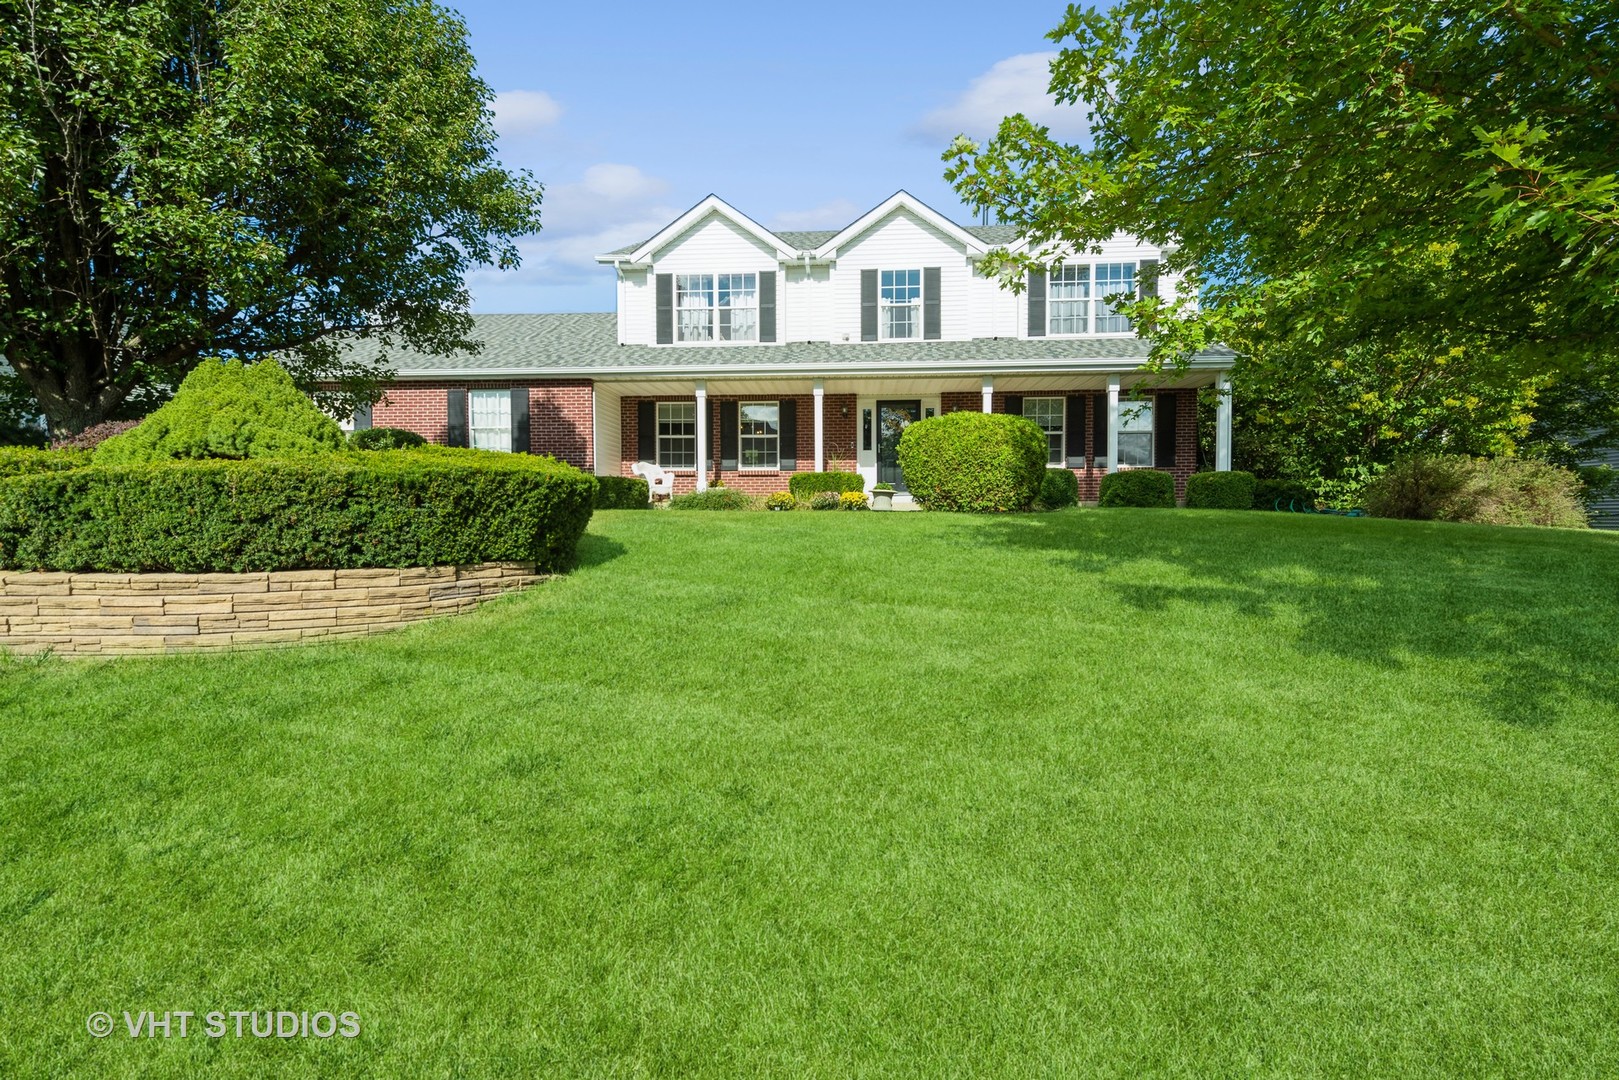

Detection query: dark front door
xmin=876 ymin=400 xmax=922 ymax=489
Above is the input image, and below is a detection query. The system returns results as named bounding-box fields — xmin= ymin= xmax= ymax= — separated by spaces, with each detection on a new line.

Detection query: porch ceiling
xmin=593 ymin=370 xmax=1220 ymax=398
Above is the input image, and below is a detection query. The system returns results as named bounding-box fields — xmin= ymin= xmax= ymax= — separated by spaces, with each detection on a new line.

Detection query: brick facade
xmin=372 ymin=380 xmax=594 ymax=469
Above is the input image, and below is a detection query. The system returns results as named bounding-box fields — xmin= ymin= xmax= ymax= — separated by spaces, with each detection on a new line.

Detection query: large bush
xmin=1038 ymin=468 xmax=1080 ymax=508
xmin=349 ymin=426 xmax=426 ymax=451
xmin=1364 ymin=454 xmax=1588 ymax=527
xmin=95 ymin=359 xmax=344 ymax=464
xmin=594 ymin=475 xmax=650 ymax=509
xmin=669 ymin=488 xmax=752 ymax=510
xmin=1185 ymin=470 xmax=1256 ymax=510
xmin=0 ymin=447 xmax=91 ymax=478
xmin=0 ymin=450 xmax=597 ymax=573
xmin=895 ymin=412 xmax=1046 ymax=512
xmin=788 ymin=471 xmax=865 ymax=498
xmin=1253 ymin=477 xmax=1316 ymax=511
xmin=1098 ymin=469 xmax=1176 ymax=507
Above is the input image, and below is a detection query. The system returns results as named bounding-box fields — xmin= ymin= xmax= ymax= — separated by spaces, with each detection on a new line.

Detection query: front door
xmin=876 ymin=399 xmax=922 ymax=490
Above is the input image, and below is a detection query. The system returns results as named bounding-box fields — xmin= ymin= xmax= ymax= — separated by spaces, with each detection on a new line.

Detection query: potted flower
xmin=871 ymin=483 xmax=896 ymax=511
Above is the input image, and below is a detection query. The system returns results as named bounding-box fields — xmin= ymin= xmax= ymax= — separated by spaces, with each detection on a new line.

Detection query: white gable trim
xmin=596 ymin=194 xmax=795 ymax=265
xmin=811 ymin=191 xmax=989 ymax=259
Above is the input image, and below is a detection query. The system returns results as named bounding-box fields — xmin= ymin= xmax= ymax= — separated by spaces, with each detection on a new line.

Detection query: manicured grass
xmin=2 ymin=509 xmax=1617 ymax=1077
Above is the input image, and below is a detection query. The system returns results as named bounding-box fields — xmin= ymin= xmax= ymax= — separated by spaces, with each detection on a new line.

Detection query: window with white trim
xmin=469 ymin=390 xmax=512 ymax=452
xmin=1023 ymin=397 xmax=1065 ymax=465
xmin=739 ymin=401 xmax=779 ymax=469
xmin=1118 ymin=397 xmax=1153 ymax=466
xmin=657 ymin=401 xmax=697 ymax=468
xmin=676 ymin=273 xmax=757 ymax=342
xmin=1094 ymin=263 xmax=1136 ymax=333
xmin=880 ymin=269 xmax=922 ymax=340
xmin=1049 ymin=265 xmax=1090 ymax=335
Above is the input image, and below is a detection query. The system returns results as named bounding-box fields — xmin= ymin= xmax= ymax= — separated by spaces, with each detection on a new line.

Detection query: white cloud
xmin=491 ymin=90 xmax=563 ymax=138
xmin=916 ymin=52 xmax=1089 ymax=143
xmin=769 ymin=199 xmax=862 ymax=232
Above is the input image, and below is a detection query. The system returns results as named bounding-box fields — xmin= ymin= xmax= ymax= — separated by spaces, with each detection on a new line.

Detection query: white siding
xmin=782 ymin=263 xmax=831 ymax=343
xmin=652 ymin=213 xmax=779 ymax=274
xmin=617 ymin=268 xmax=652 ymax=345
xmin=831 ymin=209 xmax=974 ymax=342
xmin=593 ymin=386 xmax=621 ymax=476
xmin=1018 ymin=233 xmax=1174 ymax=338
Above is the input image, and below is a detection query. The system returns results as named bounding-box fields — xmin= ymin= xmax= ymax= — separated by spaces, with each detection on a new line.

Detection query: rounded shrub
xmin=1185 ymin=470 xmax=1256 ymax=510
xmin=838 ymin=491 xmax=869 ymax=510
xmin=1097 ymin=469 xmax=1175 ymax=507
xmin=669 ymin=488 xmax=752 ymax=510
xmin=594 ymin=475 xmax=650 ymax=509
xmin=809 ymin=491 xmax=841 ymax=510
xmin=350 ymin=426 xmax=426 ymax=450
xmin=765 ymin=491 xmax=796 ymax=511
xmin=788 ymin=471 xmax=865 ymax=498
xmin=895 ymin=412 xmax=1046 ymax=512
xmin=95 ymin=358 xmax=344 ymax=464
xmin=1038 ymin=468 xmax=1079 ymax=509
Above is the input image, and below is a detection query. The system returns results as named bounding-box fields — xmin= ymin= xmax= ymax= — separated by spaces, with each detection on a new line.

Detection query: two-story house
xmin=347 ymin=191 xmax=1237 ymax=502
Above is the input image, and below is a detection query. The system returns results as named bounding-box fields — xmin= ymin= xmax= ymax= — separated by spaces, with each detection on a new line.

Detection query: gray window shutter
xmin=923 ymin=267 xmax=941 ymax=340
xmin=1065 ymin=395 xmax=1085 ymax=467
xmin=720 ymin=400 xmax=739 ymax=471
xmin=655 ymin=273 xmax=674 ymax=344
xmin=446 ymin=389 xmax=468 ymax=448
xmin=352 ymin=402 xmax=373 ymax=430
xmin=860 ymin=269 xmax=878 ymax=341
xmin=510 ymin=388 xmax=529 ymax=453
xmin=1003 ymin=394 xmax=1023 ymax=417
xmin=637 ymin=400 xmax=656 ymax=462
xmin=1028 ymin=270 xmax=1047 ymax=337
xmin=778 ymin=399 xmax=797 ymax=470
xmin=1154 ymin=392 xmax=1177 ymax=467
xmin=1091 ymin=392 xmax=1107 ymax=465
xmin=1138 ymin=258 xmax=1159 ymax=299
xmin=759 ymin=271 xmax=777 ymax=342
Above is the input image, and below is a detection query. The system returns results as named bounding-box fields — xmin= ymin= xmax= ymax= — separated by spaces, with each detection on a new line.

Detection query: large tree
xmin=0 ymin=0 xmax=541 ymax=435
xmin=945 ymin=0 xmax=1618 ymax=382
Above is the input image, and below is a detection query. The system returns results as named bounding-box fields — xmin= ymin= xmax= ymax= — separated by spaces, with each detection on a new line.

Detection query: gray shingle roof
xmin=345 ymin=314 xmax=1236 ymax=378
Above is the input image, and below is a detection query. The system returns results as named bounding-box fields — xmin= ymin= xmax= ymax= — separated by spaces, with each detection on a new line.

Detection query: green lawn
xmin=3 ymin=509 xmax=1617 ymax=1078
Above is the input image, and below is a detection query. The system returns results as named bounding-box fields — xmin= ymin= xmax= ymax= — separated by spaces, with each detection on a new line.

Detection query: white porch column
xmin=981 ymin=375 xmax=994 ymax=413
xmin=1106 ymin=376 xmax=1121 ymax=474
xmin=694 ymin=381 xmax=709 ymax=492
xmin=812 ymin=379 xmax=825 ymax=473
xmin=1215 ymin=371 xmax=1233 ymax=472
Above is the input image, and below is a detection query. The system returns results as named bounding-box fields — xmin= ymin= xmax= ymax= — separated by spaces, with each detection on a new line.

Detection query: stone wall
xmin=0 ymin=563 xmax=542 ymax=657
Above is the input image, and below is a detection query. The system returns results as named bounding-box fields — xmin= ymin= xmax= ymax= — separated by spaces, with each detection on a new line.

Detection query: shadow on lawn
xmin=575 ymin=532 xmax=627 ymax=570
xmin=978 ymin=511 xmax=1619 ymax=727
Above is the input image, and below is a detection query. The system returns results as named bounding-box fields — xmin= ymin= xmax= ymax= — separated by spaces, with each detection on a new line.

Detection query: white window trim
xmin=1116 ymin=396 xmax=1155 ymax=468
xmin=1022 ymin=396 xmax=1067 ymax=468
xmin=738 ymin=400 xmax=780 ymax=471
xmin=879 ymin=268 xmax=923 ymax=341
xmin=656 ymin=400 xmax=698 ymax=471
xmin=674 ymin=272 xmax=761 ymax=346
xmin=1042 ymin=261 xmax=1140 ymax=338
xmin=469 ymin=389 xmax=513 ymax=453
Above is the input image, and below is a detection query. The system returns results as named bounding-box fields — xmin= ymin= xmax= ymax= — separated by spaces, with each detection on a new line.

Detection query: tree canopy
xmin=0 ymin=0 xmax=542 ymax=435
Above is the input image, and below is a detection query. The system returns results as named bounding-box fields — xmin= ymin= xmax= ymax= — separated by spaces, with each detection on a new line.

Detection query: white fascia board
xmin=387 ymin=353 xmax=1234 ymax=381
xmin=811 ymin=190 xmax=989 ymax=259
xmin=614 ymin=194 xmax=795 ymax=264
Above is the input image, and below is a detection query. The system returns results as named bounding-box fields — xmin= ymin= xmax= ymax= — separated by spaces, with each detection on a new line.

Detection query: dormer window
xmin=1094 ymin=263 xmax=1136 ymax=333
xmin=676 ymin=273 xmax=758 ymax=342
xmin=880 ymin=269 xmax=922 ymax=340
xmin=1049 ymin=265 xmax=1090 ymax=335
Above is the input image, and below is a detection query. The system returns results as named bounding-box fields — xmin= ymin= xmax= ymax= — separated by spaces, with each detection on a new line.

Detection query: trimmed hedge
xmin=895 ymin=412 xmax=1046 ymax=512
xmin=669 ymin=488 xmax=752 ymax=510
xmin=788 ymin=471 xmax=865 ymax=498
xmin=1253 ymin=477 xmax=1316 ymax=511
xmin=0 ymin=450 xmax=597 ymax=573
xmin=350 ymin=426 xmax=426 ymax=450
xmin=1098 ymin=469 xmax=1176 ymax=507
xmin=1185 ymin=470 xmax=1256 ymax=510
xmin=1039 ymin=468 xmax=1080 ymax=509
xmin=0 ymin=447 xmax=92 ymax=478
xmin=594 ymin=474 xmax=650 ymax=509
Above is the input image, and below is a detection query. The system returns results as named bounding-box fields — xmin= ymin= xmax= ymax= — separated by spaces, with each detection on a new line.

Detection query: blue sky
xmin=452 ymin=2 xmax=1089 ymax=313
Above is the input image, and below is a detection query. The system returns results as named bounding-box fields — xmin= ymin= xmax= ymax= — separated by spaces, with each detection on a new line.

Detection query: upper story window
xmin=1118 ymin=398 xmax=1153 ymax=466
xmin=469 ymin=389 xmax=512 ymax=452
xmin=739 ymin=401 xmax=779 ymax=469
xmin=1049 ymin=266 xmax=1090 ymax=335
xmin=880 ymin=269 xmax=922 ymax=340
xmin=1022 ymin=397 xmax=1065 ymax=465
xmin=657 ymin=401 xmax=697 ymax=468
xmin=1094 ymin=263 xmax=1136 ymax=333
xmin=676 ymin=273 xmax=757 ymax=342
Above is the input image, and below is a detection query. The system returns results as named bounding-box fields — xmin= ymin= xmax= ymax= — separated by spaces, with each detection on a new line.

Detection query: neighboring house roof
xmin=344 ymin=314 xmax=1236 ymax=379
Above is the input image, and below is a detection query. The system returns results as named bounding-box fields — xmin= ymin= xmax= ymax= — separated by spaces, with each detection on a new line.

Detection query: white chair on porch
xmin=632 ymin=461 xmax=674 ymax=503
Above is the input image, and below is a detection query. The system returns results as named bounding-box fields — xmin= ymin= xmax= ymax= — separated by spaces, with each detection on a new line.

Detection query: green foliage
xmin=350 ymin=426 xmax=427 ymax=451
xmin=0 ymin=0 xmax=542 ymax=435
xmin=593 ymin=475 xmax=650 ymax=510
xmin=1098 ymin=470 xmax=1176 ymax=508
xmin=809 ymin=491 xmax=842 ymax=510
xmin=0 ymin=446 xmax=91 ymax=478
xmin=765 ymin=491 xmax=796 ymax=511
xmin=669 ymin=488 xmax=752 ymax=511
xmin=1252 ymin=478 xmax=1316 ymax=511
xmin=895 ymin=412 xmax=1046 ymax=512
xmin=0 ymin=450 xmax=596 ymax=572
xmin=1364 ymin=455 xmax=1588 ymax=528
xmin=49 ymin=419 xmax=140 ymax=451
xmin=788 ymin=471 xmax=865 ymax=498
xmin=838 ymin=491 xmax=869 ymax=511
xmin=1038 ymin=468 xmax=1080 ymax=508
xmin=94 ymin=359 xmax=344 ymax=464
xmin=1185 ymin=470 xmax=1256 ymax=510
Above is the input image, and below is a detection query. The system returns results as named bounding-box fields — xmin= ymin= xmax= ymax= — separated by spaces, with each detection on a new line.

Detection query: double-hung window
xmin=1094 ymin=263 xmax=1136 ymax=333
xmin=1117 ymin=398 xmax=1153 ymax=466
xmin=657 ymin=401 xmax=697 ymax=468
xmin=739 ymin=401 xmax=779 ymax=469
xmin=676 ymin=273 xmax=758 ymax=342
xmin=1048 ymin=265 xmax=1090 ymax=335
xmin=469 ymin=389 xmax=512 ymax=452
xmin=880 ymin=269 xmax=922 ymax=340
xmin=1023 ymin=398 xmax=1065 ymax=466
